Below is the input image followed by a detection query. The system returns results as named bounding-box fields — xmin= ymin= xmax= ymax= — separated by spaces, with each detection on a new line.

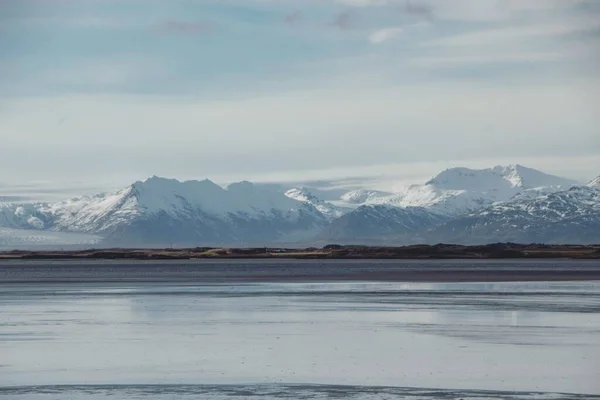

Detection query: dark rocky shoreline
xmin=1 ymin=243 xmax=599 ymax=260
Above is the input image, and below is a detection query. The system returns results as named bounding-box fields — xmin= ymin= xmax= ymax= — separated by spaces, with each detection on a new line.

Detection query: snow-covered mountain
xmin=0 ymin=202 xmax=47 ymax=230
xmin=0 ymin=177 xmax=328 ymax=246
xmin=345 ymin=165 xmax=580 ymax=216
xmin=0 ymin=167 xmax=595 ymax=247
xmin=340 ymin=189 xmax=392 ymax=204
xmin=318 ymin=204 xmax=449 ymax=244
xmin=431 ymin=185 xmax=600 ymax=244
xmin=427 ymin=164 xmax=578 ymax=189
xmin=588 ymin=176 xmax=600 ymax=188
xmin=284 ymin=188 xmax=349 ymax=221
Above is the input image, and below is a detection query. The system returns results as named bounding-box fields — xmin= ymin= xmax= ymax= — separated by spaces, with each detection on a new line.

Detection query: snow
xmin=466 ymin=185 xmax=600 ymax=225
xmin=0 ymin=177 xmax=326 ymax=244
xmin=340 ymin=190 xmax=392 ymax=204
xmin=226 ymin=180 xmax=307 ymax=217
xmin=285 ymin=187 xmax=347 ymax=220
xmin=494 ymin=164 xmax=580 ymax=188
xmin=427 ymin=166 xmax=513 ymax=191
xmin=507 ymin=186 xmax=571 ymax=202
xmin=0 ymin=202 xmax=46 ymax=230
xmin=338 ymin=165 xmax=581 ymax=216
xmin=41 ymin=177 xmax=323 ymax=234
xmin=42 ymin=187 xmax=140 ymax=234
xmin=120 ymin=176 xmax=310 ymax=219
xmin=588 ymin=175 xmax=600 ymax=188
xmin=0 ymin=166 xmax=591 ymax=246
xmin=135 ymin=177 xmax=228 ymax=215
xmin=26 ymin=216 xmax=45 ymax=229
xmin=426 ymin=164 xmax=578 ymax=191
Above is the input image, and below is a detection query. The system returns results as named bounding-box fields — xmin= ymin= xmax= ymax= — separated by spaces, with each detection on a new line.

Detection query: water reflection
xmin=1 ymin=282 xmax=599 ymax=394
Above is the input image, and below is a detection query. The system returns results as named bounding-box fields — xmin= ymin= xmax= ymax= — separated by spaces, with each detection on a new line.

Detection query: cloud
xmin=3 ymin=77 xmax=598 ymax=179
xmin=330 ymin=10 xmax=355 ymax=30
xmin=47 ymin=59 xmax=142 ymax=86
xmin=284 ymin=10 xmax=302 ymax=25
xmin=3 ymin=56 xmax=170 ymax=95
xmin=369 ymin=27 xmax=403 ymax=43
xmin=403 ymin=0 xmax=434 ymax=19
xmin=2 ymin=83 xmax=598 ymax=187
xmin=425 ymin=15 xmax=600 ymax=48
xmin=407 ymin=51 xmax=569 ymax=68
xmin=2 ymin=14 xmax=139 ymax=29
xmin=327 ymin=0 xmax=597 ymax=23
xmin=1 ymin=0 xmax=599 ymax=189
xmin=333 ymin=0 xmax=389 ymax=6
xmin=158 ymin=20 xmax=211 ymax=35
xmin=497 ymin=0 xmax=592 ymax=12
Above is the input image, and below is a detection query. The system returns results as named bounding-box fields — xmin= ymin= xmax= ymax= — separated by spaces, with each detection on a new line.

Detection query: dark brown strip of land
xmin=1 ymin=243 xmax=600 ymax=260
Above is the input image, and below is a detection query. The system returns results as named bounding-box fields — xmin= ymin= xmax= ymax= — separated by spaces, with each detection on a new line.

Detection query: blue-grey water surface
xmin=1 ymin=260 xmax=599 ymax=399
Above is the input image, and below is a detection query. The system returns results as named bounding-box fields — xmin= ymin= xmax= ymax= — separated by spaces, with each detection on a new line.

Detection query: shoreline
xmin=1 ymin=243 xmax=599 ymax=260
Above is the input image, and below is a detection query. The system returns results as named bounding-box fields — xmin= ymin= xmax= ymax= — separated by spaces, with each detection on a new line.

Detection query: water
xmin=1 ymin=260 xmax=599 ymax=399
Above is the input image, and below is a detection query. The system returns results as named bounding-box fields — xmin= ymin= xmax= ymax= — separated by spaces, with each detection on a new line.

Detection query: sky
xmin=0 ymin=0 xmax=599 ymax=196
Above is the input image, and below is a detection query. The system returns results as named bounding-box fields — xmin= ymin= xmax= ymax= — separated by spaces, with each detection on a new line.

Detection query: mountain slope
xmin=340 ymin=189 xmax=392 ymax=204
xmin=359 ymin=165 xmax=580 ymax=216
xmin=0 ymin=202 xmax=49 ymax=230
xmin=285 ymin=188 xmax=349 ymax=221
xmin=0 ymin=177 xmax=329 ymax=246
xmin=430 ymin=186 xmax=600 ymax=244
xmin=41 ymin=188 xmax=140 ymax=235
xmin=0 ymin=168 xmax=593 ymax=247
xmin=105 ymin=178 xmax=329 ymax=245
xmin=318 ymin=204 xmax=449 ymax=244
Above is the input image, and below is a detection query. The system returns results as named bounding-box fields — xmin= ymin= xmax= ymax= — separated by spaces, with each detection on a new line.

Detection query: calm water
xmin=1 ymin=261 xmax=599 ymax=399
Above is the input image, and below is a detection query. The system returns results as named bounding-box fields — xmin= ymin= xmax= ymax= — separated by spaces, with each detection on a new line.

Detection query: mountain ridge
xmin=588 ymin=176 xmax=600 ymax=188
xmin=317 ymin=204 xmax=449 ymax=244
xmin=1 ymin=176 xmax=328 ymax=246
xmin=351 ymin=164 xmax=581 ymax=216
xmin=431 ymin=185 xmax=600 ymax=244
xmin=0 ymin=166 xmax=597 ymax=247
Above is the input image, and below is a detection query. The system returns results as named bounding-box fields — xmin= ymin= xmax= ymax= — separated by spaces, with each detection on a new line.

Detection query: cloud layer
xmin=0 ymin=0 xmax=599 ymax=188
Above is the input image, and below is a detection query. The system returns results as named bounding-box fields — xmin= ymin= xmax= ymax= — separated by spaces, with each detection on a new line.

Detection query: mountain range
xmin=1 ymin=165 xmax=598 ymax=248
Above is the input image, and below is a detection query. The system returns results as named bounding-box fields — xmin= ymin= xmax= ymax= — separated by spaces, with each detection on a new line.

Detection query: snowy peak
xmin=426 ymin=167 xmax=509 ymax=191
xmin=132 ymin=176 xmax=228 ymax=214
xmin=588 ymin=176 xmax=600 ymax=188
xmin=0 ymin=167 xmax=592 ymax=247
xmin=135 ymin=176 xmax=223 ymax=192
xmin=129 ymin=176 xmax=310 ymax=217
xmin=426 ymin=164 xmax=578 ymax=191
xmin=225 ymin=181 xmax=305 ymax=214
xmin=493 ymin=164 xmax=579 ymax=188
xmin=491 ymin=164 xmax=533 ymax=187
xmin=285 ymin=188 xmax=320 ymax=204
xmin=340 ymin=189 xmax=392 ymax=204
xmin=45 ymin=186 xmax=140 ymax=234
xmin=0 ymin=176 xmax=331 ymax=246
xmin=359 ymin=164 xmax=583 ymax=216
xmin=285 ymin=187 xmax=348 ymax=221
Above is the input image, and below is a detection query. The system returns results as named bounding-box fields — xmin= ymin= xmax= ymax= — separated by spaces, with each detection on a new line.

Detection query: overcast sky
xmin=1 ymin=0 xmax=599 ymax=194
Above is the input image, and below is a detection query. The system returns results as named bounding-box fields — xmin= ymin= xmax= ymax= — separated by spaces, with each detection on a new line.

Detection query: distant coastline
xmin=1 ymin=243 xmax=599 ymax=260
